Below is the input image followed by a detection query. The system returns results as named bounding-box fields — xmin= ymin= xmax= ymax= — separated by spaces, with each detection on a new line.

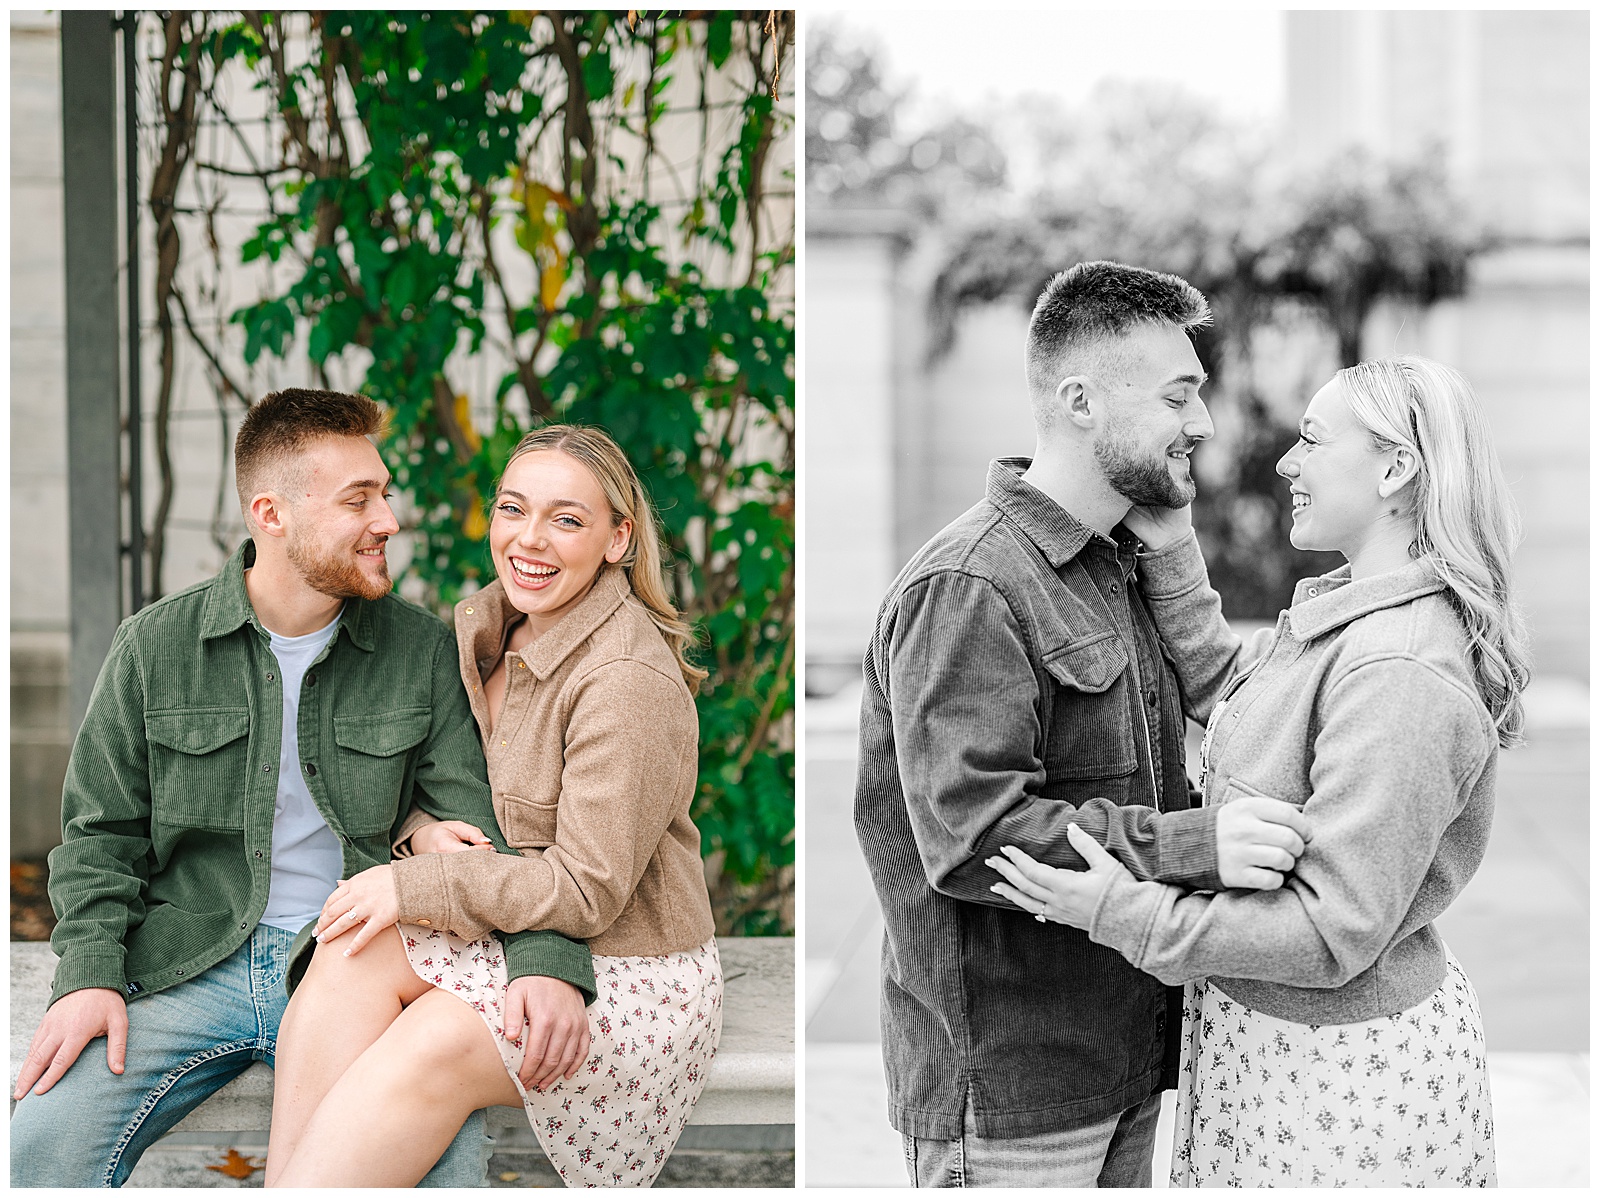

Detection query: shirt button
xmin=304 ymin=762 xmax=317 ymax=777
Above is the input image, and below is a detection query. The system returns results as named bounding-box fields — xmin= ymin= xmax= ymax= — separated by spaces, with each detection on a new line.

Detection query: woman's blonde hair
xmin=1337 ymin=356 xmax=1531 ymax=747
xmin=498 ymin=424 xmax=706 ymax=693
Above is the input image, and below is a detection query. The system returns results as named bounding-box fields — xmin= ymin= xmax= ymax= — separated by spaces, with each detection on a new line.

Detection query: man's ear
xmin=1056 ymin=375 xmax=1096 ymax=430
xmin=1377 ymin=446 xmax=1420 ymax=499
xmin=249 ymin=492 xmax=290 ymax=539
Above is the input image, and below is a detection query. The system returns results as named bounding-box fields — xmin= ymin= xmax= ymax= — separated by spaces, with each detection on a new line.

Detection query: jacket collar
xmin=199 ymin=539 xmax=375 ymax=651
xmin=458 ymin=564 xmax=630 ymax=681
xmin=1287 ymin=558 xmax=1445 ymax=641
xmin=987 ymin=457 xmax=1108 ymax=568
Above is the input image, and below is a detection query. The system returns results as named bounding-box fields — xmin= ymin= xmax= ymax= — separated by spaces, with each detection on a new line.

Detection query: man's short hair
xmin=1025 ymin=261 xmax=1211 ymax=401
xmin=234 ymin=388 xmax=385 ymax=518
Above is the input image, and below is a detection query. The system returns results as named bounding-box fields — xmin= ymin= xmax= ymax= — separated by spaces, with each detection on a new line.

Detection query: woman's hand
xmin=314 ymin=865 xmax=400 ymax=955
xmin=409 ymin=820 xmax=494 ymax=856
xmin=1121 ymin=501 xmax=1193 ymax=552
xmin=986 ymin=824 xmax=1130 ymax=930
xmin=504 ymin=976 xmax=592 ymax=1092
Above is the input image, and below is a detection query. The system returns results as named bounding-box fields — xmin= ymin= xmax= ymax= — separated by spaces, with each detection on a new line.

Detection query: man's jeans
xmin=10 ymin=924 xmax=491 ymax=1187
xmin=903 ymin=1091 xmax=1164 ymax=1187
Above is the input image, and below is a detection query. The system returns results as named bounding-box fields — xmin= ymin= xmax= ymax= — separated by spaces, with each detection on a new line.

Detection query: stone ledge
xmin=11 ymin=937 xmax=794 ymax=1136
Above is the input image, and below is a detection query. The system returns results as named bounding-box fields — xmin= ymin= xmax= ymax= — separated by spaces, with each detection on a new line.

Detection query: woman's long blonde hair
xmin=498 ymin=424 xmax=706 ymax=693
xmin=1338 ymin=356 xmax=1531 ymax=747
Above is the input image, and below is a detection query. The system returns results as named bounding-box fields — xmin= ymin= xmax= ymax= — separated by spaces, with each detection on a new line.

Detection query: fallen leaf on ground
xmin=207 ymin=1148 xmax=265 ymax=1179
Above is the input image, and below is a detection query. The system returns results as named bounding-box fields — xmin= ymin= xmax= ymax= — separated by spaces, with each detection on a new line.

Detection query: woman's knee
xmin=297 ymin=925 xmax=423 ymax=1002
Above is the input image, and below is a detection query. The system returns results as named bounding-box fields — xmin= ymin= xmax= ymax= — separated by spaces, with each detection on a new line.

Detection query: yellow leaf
xmin=453 ymin=392 xmax=481 ymax=454
xmin=463 ymin=503 xmax=489 ymax=542
xmin=623 ymin=81 xmax=637 ymax=108
xmin=540 ymin=258 xmax=566 ymax=311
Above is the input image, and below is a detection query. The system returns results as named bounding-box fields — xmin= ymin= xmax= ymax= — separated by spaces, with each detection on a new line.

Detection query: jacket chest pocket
xmin=499 ymin=792 xmax=559 ymax=850
xmin=146 ymin=708 xmax=251 ymax=831
xmin=1040 ymin=635 xmax=1138 ymax=782
xmin=331 ymin=708 xmax=432 ymax=835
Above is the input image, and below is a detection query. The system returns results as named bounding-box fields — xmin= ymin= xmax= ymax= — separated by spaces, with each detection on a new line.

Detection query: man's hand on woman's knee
xmin=503 ymin=976 xmax=591 ymax=1093
xmin=13 ymin=987 xmax=128 ymax=1099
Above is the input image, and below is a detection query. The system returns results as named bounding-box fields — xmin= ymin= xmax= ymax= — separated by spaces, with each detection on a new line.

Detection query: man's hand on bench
xmin=13 ymin=987 xmax=127 ymax=1099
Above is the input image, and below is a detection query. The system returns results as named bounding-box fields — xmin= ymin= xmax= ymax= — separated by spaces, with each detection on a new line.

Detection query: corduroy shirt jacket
xmin=855 ymin=459 xmax=1223 ymax=1141
xmin=1088 ymin=533 xmax=1499 ymax=1024
xmin=390 ymin=565 xmax=716 ymax=958
xmin=45 ymin=539 xmax=593 ymax=1010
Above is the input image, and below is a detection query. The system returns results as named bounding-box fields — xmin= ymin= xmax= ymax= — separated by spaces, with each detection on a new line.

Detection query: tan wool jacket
xmin=390 ymin=564 xmax=716 ymax=957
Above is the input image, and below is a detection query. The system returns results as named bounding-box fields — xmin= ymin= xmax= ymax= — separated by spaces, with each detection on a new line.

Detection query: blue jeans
xmin=904 ymin=1090 xmax=1163 ymax=1187
xmin=10 ymin=924 xmax=490 ymax=1187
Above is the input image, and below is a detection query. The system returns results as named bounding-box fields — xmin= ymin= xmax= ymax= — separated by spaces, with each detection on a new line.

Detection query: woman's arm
xmin=389 ymin=657 xmax=697 ymax=942
xmin=996 ymin=656 xmax=1493 ymax=989
xmin=1129 ymin=524 xmax=1276 ymax=727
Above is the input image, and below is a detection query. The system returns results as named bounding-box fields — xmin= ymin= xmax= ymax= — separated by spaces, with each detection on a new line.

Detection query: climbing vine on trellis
xmin=143 ymin=10 xmax=795 ymax=933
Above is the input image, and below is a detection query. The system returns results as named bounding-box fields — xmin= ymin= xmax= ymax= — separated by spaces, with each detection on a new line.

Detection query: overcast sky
xmin=815 ymin=10 xmax=1287 ymax=127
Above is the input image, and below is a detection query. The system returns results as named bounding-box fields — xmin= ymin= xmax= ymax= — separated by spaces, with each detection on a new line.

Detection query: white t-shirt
xmin=259 ymin=613 xmax=345 ymax=933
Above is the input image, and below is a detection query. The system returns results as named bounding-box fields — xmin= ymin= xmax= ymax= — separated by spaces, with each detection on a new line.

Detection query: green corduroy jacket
xmin=46 ymin=539 xmax=594 ymax=1008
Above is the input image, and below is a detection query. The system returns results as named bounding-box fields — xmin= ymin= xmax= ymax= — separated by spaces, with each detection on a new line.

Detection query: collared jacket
xmin=855 ymin=459 xmax=1222 ymax=1141
xmin=1089 ymin=533 xmax=1499 ymax=1024
xmin=46 ymin=539 xmax=593 ymax=1008
xmin=390 ymin=565 xmax=716 ymax=958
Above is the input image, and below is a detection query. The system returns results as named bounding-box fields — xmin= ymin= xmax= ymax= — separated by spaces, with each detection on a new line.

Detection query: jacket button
xmin=464 ymin=606 xmax=474 ymax=615
xmin=1146 ymin=691 xmax=1157 ymax=707
xmin=266 ymin=672 xmax=275 ymax=682
xmin=1110 ymin=582 xmax=1120 ymax=593
xmin=304 ymin=762 xmax=317 ymax=777
xmin=263 ymin=764 xmax=272 ymax=773
xmin=241 ymin=922 xmax=248 ymax=930
xmin=306 ymin=673 xmax=317 ymax=687
xmin=417 ymin=919 xmax=432 ymax=927
xmin=255 ymin=850 xmax=263 ymax=858
xmin=1309 ymin=587 xmax=1319 ymax=596
xmin=176 ymin=970 xmax=184 ymax=977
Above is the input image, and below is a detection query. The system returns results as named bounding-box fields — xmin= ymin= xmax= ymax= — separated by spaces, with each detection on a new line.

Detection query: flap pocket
xmin=1218 ymin=775 xmax=1305 ymax=808
xmin=334 ymin=708 xmax=431 ymax=758
xmin=500 ymin=793 xmax=559 ymax=849
xmin=146 ymin=708 xmax=249 ymax=755
xmin=1043 ymin=635 xmax=1128 ymax=694
xmin=146 ymin=708 xmax=251 ymax=830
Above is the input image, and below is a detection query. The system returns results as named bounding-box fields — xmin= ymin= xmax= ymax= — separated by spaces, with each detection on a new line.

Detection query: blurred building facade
xmin=807 ymin=9 xmax=1588 ymax=688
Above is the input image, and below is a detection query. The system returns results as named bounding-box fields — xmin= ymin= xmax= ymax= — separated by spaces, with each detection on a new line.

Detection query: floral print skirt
xmin=1172 ymin=955 xmax=1495 ymax=1187
xmin=401 ymin=925 xmax=722 ymax=1188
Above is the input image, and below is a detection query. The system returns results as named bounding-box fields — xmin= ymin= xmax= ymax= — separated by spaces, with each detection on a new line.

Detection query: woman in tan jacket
xmin=266 ymin=426 xmax=720 ymax=1188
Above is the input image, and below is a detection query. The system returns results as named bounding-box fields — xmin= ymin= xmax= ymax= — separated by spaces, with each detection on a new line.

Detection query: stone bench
xmin=11 ymin=937 xmax=793 ymax=1186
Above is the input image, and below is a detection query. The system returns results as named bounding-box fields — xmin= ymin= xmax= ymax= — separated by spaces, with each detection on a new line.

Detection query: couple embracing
xmin=858 ymin=261 xmax=1526 ymax=1187
xmin=13 ymin=391 xmax=720 ymax=1187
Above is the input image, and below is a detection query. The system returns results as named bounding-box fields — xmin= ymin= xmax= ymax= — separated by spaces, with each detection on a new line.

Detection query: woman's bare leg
xmin=264 ymin=927 xmax=431 ymax=1185
xmin=270 ymin=986 xmax=521 ymax=1187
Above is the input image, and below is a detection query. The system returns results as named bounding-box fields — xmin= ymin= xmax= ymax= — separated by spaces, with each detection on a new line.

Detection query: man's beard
xmin=286 ymin=528 xmax=391 ymax=600
xmin=1093 ymin=419 xmax=1196 ymax=509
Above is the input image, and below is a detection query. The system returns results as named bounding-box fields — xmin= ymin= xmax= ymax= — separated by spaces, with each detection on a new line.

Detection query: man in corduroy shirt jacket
xmin=10 ymin=390 xmax=591 ymax=1188
xmin=856 ymin=263 xmax=1316 ymax=1187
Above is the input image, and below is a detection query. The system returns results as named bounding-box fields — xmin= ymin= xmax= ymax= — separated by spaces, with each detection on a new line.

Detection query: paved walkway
xmin=803 ymin=675 xmax=1589 ymax=1187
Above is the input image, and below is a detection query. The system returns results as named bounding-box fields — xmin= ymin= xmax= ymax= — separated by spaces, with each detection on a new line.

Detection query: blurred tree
xmin=923 ymin=84 xmax=1481 ymax=615
xmin=146 ymin=11 xmax=795 ymax=933
xmin=805 ymin=22 xmax=1005 ymax=217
